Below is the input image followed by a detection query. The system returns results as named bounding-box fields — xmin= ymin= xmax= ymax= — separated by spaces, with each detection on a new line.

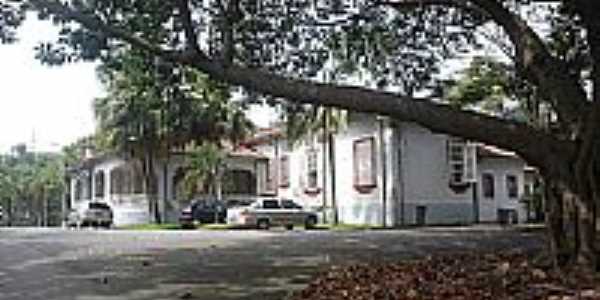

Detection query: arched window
xmin=75 ymin=179 xmax=83 ymax=201
xmin=110 ymin=161 xmax=146 ymax=195
xmin=110 ymin=167 xmax=123 ymax=195
xmin=173 ymin=167 xmax=187 ymax=201
xmin=94 ymin=171 xmax=105 ymax=198
xmin=131 ymin=161 xmax=145 ymax=194
xmin=223 ymin=169 xmax=256 ymax=195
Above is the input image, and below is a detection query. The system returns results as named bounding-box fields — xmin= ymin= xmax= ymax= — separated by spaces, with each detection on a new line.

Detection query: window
xmin=89 ymin=202 xmax=110 ymax=210
xmin=110 ymin=168 xmax=122 ymax=195
xmin=262 ymin=199 xmax=281 ymax=209
xmin=109 ymin=163 xmax=144 ymax=195
xmin=94 ymin=171 xmax=105 ymax=198
xmin=353 ymin=137 xmax=376 ymax=191
xmin=172 ymin=167 xmax=186 ymax=201
xmin=279 ymin=155 xmax=290 ymax=187
xmin=223 ymin=169 xmax=256 ymax=195
xmin=506 ymin=175 xmax=518 ymax=198
xmin=257 ymin=159 xmax=275 ymax=196
xmin=282 ymin=199 xmax=302 ymax=209
xmin=524 ymin=183 xmax=533 ymax=198
xmin=75 ymin=180 xmax=83 ymax=201
xmin=482 ymin=173 xmax=495 ymax=199
xmin=447 ymin=138 xmax=476 ymax=186
xmin=267 ymin=159 xmax=277 ymax=192
xmin=306 ymin=149 xmax=318 ymax=190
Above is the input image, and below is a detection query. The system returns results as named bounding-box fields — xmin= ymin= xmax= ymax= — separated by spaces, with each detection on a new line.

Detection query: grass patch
xmin=198 ymin=223 xmax=234 ymax=230
xmin=118 ymin=223 xmax=183 ymax=230
xmin=314 ymin=224 xmax=382 ymax=231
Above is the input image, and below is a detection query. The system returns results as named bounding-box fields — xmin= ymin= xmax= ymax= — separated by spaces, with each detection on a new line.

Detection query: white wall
xmin=331 ymin=113 xmax=388 ymax=226
xmin=396 ymin=123 xmax=474 ymax=225
xmin=266 ymin=116 xmax=477 ymax=226
xmin=250 ymin=116 xmax=528 ymax=227
xmin=477 ymin=157 xmax=527 ymax=223
xmin=70 ymin=157 xmax=152 ymax=226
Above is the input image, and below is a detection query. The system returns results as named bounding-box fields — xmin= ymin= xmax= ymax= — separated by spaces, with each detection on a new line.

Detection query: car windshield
xmin=89 ymin=203 xmax=110 ymax=210
xmin=228 ymin=200 xmax=254 ymax=208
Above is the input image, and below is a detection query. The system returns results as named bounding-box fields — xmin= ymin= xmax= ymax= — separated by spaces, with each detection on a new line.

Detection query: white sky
xmin=0 ymin=17 xmax=275 ymax=155
xmin=0 ymin=17 xmax=101 ymax=154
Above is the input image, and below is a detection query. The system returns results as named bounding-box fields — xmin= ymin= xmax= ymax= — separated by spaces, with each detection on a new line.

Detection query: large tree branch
xmin=177 ymin=0 xmax=199 ymax=52
xmin=182 ymin=51 xmax=575 ymax=180
xmin=31 ymin=0 xmax=576 ymax=181
xmin=381 ymin=0 xmax=589 ymax=129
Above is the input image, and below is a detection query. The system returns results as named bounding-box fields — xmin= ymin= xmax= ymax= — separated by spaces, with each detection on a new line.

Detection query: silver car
xmin=67 ymin=202 xmax=113 ymax=228
xmin=227 ymin=198 xmax=318 ymax=230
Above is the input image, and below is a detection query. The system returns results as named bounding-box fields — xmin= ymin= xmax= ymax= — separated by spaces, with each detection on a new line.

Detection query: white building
xmin=67 ymin=150 xmax=267 ymax=226
xmin=67 ymin=112 xmax=530 ymax=227
xmin=248 ymin=113 xmax=529 ymax=226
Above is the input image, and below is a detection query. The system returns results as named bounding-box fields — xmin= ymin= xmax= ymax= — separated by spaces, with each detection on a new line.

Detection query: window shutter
xmin=464 ymin=142 xmax=477 ymax=183
xmin=448 ymin=138 xmax=466 ymax=185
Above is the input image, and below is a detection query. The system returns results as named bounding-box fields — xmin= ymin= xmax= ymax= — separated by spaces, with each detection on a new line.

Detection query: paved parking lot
xmin=0 ymin=226 xmax=543 ymax=300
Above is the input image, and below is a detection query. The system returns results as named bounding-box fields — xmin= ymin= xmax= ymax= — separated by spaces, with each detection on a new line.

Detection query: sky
xmin=0 ymin=16 xmax=276 ymax=155
xmin=0 ymin=17 xmax=102 ymax=154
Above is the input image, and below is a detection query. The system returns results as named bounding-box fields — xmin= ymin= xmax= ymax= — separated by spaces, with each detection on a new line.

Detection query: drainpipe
xmin=378 ymin=117 xmax=388 ymax=227
xmin=274 ymin=137 xmax=279 ymax=197
xmin=398 ymin=123 xmax=406 ymax=227
xmin=472 ymin=181 xmax=479 ymax=223
xmin=329 ymin=130 xmax=338 ymax=225
xmin=322 ymin=110 xmax=328 ymax=224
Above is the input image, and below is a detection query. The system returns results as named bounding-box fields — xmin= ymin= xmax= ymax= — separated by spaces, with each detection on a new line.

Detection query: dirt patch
xmin=291 ymin=252 xmax=600 ymax=300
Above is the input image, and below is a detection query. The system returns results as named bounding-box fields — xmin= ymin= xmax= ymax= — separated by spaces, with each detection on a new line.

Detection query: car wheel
xmin=305 ymin=216 xmax=317 ymax=230
xmin=257 ymin=219 xmax=270 ymax=230
xmin=285 ymin=224 xmax=294 ymax=231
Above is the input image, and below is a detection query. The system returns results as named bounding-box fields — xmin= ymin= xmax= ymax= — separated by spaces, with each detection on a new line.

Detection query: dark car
xmin=179 ymin=199 xmax=226 ymax=228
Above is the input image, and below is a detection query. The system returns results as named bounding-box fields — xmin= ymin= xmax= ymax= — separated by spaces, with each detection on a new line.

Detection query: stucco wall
xmin=268 ymin=116 xmax=478 ymax=226
xmin=330 ymin=113 xmax=384 ymax=225
xmin=395 ymin=123 xmax=474 ymax=225
xmin=477 ymin=157 xmax=527 ymax=223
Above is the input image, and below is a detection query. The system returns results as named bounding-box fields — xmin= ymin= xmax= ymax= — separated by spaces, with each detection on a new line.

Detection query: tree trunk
xmin=6 ymin=197 xmax=12 ymax=227
xmin=575 ymin=200 xmax=597 ymax=268
xmin=143 ymin=154 xmax=160 ymax=224
xmin=545 ymin=181 xmax=569 ymax=268
xmin=546 ymin=177 xmax=599 ymax=271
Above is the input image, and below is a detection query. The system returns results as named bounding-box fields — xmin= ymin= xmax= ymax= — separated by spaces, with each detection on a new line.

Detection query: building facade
xmin=250 ymin=113 xmax=529 ymax=226
xmin=67 ymin=113 xmax=530 ymax=227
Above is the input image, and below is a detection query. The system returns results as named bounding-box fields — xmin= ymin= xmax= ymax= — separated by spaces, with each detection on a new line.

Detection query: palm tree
xmin=94 ymin=50 xmax=254 ymax=223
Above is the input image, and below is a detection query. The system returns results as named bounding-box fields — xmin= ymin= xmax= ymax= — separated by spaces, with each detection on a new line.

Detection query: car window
xmin=228 ymin=200 xmax=252 ymax=207
xmin=89 ymin=202 xmax=110 ymax=210
xmin=262 ymin=200 xmax=281 ymax=209
xmin=281 ymin=199 xmax=301 ymax=209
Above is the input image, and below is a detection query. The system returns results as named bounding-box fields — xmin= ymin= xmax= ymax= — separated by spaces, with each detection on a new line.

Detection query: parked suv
xmin=67 ymin=202 xmax=113 ymax=228
xmin=179 ymin=199 xmax=226 ymax=228
xmin=227 ymin=198 xmax=318 ymax=230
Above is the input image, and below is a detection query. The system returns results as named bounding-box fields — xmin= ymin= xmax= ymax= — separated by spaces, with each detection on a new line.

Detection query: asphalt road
xmin=0 ymin=226 xmax=543 ymax=300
